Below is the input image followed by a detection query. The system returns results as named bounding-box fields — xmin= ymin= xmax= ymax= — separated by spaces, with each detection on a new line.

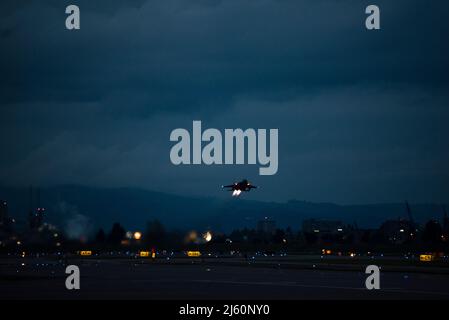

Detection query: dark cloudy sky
xmin=1 ymin=0 xmax=448 ymax=204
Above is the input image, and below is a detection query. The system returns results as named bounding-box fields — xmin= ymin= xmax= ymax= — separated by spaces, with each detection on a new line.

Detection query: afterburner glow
xmin=232 ymin=190 xmax=242 ymax=197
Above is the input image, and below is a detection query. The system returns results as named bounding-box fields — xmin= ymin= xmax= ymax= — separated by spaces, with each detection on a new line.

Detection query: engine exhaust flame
xmin=232 ymin=190 xmax=242 ymax=197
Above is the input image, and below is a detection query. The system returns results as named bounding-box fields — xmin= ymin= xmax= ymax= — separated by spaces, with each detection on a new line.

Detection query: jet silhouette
xmin=222 ymin=179 xmax=257 ymax=196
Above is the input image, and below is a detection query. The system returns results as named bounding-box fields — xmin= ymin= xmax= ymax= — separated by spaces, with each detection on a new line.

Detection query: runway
xmin=1 ymin=257 xmax=449 ymax=299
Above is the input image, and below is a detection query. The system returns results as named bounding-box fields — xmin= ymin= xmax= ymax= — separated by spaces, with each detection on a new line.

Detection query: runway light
xmin=187 ymin=251 xmax=201 ymax=257
xmin=133 ymin=232 xmax=142 ymax=240
xmin=419 ymin=254 xmax=434 ymax=262
xmin=139 ymin=251 xmax=149 ymax=257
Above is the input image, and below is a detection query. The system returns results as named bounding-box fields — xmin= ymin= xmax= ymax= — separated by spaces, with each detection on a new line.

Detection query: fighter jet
xmin=222 ymin=179 xmax=257 ymax=196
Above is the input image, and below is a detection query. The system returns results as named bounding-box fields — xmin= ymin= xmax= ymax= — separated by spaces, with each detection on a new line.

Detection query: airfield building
xmin=302 ymin=219 xmax=344 ymax=235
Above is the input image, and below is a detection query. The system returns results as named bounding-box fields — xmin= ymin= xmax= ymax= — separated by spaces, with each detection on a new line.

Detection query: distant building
xmin=443 ymin=210 xmax=449 ymax=242
xmin=29 ymin=207 xmax=45 ymax=230
xmin=27 ymin=186 xmax=45 ymax=231
xmin=302 ymin=219 xmax=344 ymax=235
xmin=0 ymin=200 xmax=14 ymax=235
xmin=257 ymin=217 xmax=276 ymax=234
xmin=0 ymin=200 xmax=7 ymax=221
xmin=378 ymin=219 xmax=414 ymax=244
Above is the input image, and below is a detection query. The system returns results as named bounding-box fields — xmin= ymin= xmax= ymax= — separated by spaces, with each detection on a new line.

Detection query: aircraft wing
xmin=222 ymin=185 xmax=234 ymax=188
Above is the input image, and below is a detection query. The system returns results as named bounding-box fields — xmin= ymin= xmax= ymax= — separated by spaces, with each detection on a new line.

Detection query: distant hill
xmin=0 ymin=185 xmax=446 ymax=234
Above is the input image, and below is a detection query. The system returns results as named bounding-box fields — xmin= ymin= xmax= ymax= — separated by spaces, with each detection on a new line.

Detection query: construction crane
xmin=405 ymin=201 xmax=414 ymax=225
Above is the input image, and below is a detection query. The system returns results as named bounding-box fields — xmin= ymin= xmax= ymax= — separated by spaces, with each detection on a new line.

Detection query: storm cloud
xmin=0 ymin=0 xmax=448 ymax=204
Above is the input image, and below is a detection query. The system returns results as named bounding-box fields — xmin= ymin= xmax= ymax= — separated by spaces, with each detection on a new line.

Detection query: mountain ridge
xmin=0 ymin=185 xmax=446 ymax=233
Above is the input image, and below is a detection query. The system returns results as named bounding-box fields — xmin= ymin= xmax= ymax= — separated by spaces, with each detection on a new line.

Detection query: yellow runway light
xmin=419 ymin=254 xmax=434 ymax=262
xmin=140 ymin=251 xmax=150 ymax=257
xmin=187 ymin=251 xmax=201 ymax=257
